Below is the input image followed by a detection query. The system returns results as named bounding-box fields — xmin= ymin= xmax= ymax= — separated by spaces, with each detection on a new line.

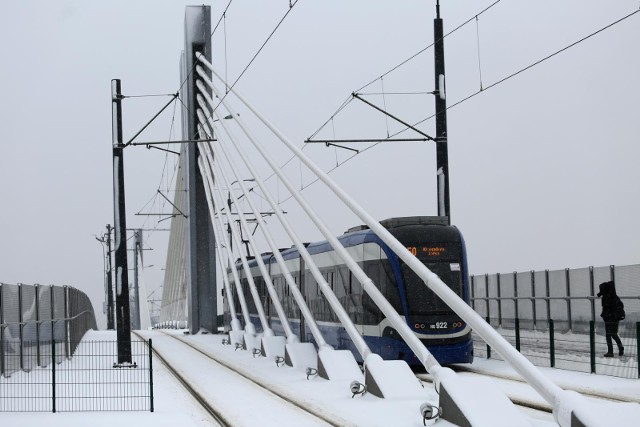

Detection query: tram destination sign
xmin=406 ymin=245 xmax=448 ymax=258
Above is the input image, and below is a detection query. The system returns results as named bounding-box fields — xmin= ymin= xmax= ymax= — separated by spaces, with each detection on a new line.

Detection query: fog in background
xmin=1 ymin=0 xmax=638 ymax=328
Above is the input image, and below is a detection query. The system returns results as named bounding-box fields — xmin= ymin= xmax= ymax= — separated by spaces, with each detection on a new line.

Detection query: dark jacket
xmin=598 ymin=281 xmax=625 ymax=322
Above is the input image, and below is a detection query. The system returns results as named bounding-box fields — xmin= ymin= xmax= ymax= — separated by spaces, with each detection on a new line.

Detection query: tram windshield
xmin=402 ymin=262 xmax=462 ymax=315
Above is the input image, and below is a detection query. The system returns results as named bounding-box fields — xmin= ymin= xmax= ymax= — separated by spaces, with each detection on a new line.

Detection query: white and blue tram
xmin=224 ymin=216 xmax=473 ymax=366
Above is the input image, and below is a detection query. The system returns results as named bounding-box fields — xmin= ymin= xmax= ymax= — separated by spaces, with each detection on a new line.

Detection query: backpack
xmin=615 ymin=297 xmax=626 ymax=321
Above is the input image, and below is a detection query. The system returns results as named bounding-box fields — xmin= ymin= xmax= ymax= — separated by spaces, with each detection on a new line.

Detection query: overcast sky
xmin=1 ymin=1 xmax=638 ymax=328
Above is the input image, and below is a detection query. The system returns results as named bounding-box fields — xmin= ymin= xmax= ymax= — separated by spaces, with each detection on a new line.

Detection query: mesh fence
xmin=471 ymin=264 xmax=640 ymax=378
xmin=0 ymin=340 xmax=152 ymax=412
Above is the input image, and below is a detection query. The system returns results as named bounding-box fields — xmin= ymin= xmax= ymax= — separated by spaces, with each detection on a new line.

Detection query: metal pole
xmin=111 ymin=78 xmax=132 ymax=363
xmin=565 ymin=268 xmax=572 ymax=331
xmin=496 ymin=273 xmax=502 ymax=327
xmin=133 ymin=229 xmax=141 ymax=330
xmin=531 ymin=270 xmax=537 ymax=328
xmin=549 ymin=319 xmax=555 ymax=368
xmin=35 ymin=284 xmax=41 ymax=367
xmin=18 ymin=284 xmax=24 ymax=370
xmin=0 ymin=283 xmax=4 ymax=377
xmin=106 ymin=224 xmax=115 ymax=330
xmin=434 ymin=0 xmax=450 ymax=222
xmin=589 ymin=266 xmax=595 ymax=324
xmin=589 ymin=321 xmax=596 ymax=374
xmin=545 ymin=270 xmax=551 ymax=325
xmin=51 ymin=339 xmax=56 ymax=413
xmin=148 ymin=338 xmax=154 ymax=412
xmin=514 ymin=272 xmax=519 ymax=321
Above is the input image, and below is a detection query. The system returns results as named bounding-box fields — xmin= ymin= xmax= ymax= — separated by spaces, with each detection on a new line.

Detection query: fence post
xmin=64 ymin=286 xmax=70 ymax=359
xmin=485 ymin=274 xmax=491 ymax=325
xmin=35 ymin=284 xmax=41 ymax=367
xmin=610 ymin=265 xmax=615 ymax=282
xmin=565 ymin=268 xmax=572 ymax=331
xmin=496 ymin=273 xmax=502 ymax=327
xmin=531 ymin=270 xmax=537 ymax=328
xmin=486 ymin=316 xmax=491 ymax=359
xmin=0 ymin=283 xmax=4 ymax=377
xmin=590 ymin=321 xmax=596 ymax=374
xmin=18 ymin=284 xmax=24 ymax=371
xmin=149 ymin=338 xmax=154 ymax=412
xmin=50 ymin=285 xmax=55 ymax=364
xmin=513 ymin=272 xmax=519 ymax=321
xmin=470 ymin=275 xmax=475 ymax=311
xmin=636 ymin=322 xmax=640 ymax=379
xmin=589 ymin=266 xmax=596 ymax=324
xmin=549 ymin=319 xmax=555 ymax=368
xmin=515 ymin=318 xmax=520 ymax=352
xmin=545 ymin=270 xmax=551 ymax=325
xmin=51 ymin=339 xmax=56 ymax=413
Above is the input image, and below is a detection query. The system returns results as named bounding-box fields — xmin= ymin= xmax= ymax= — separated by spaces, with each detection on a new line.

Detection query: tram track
xmin=136 ymin=331 xmax=343 ymax=427
xmin=133 ymin=331 xmax=230 ymax=426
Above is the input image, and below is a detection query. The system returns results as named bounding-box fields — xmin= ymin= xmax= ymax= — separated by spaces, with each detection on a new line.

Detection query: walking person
xmin=597 ymin=280 xmax=625 ymax=357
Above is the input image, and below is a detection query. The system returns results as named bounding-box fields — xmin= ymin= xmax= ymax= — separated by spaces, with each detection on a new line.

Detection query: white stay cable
xmin=197 ymin=154 xmax=255 ymax=335
xmin=197 ymin=131 xmax=273 ymax=337
xmin=196 ymin=103 xmax=326 ymax=348
xmin=196 ymin=76 xmax=373 ymax=359
xmin=201 ymin=140 xmax=297 ymax=343
xmin=198 ymin=55 xmax=566 ymax=407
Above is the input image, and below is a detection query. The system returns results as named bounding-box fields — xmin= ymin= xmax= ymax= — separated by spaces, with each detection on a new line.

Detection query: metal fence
xmin=0 ymin=339 xmax=153 ymax=412
xmin=0 ymin=283 xmax=97 ymax=378
xmin=470 ymin=264 xmax=640 ymax=378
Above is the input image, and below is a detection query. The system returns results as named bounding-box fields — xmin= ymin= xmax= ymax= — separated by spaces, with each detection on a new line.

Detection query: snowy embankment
xmin=6 ymin=329 xmax=638 ymax=426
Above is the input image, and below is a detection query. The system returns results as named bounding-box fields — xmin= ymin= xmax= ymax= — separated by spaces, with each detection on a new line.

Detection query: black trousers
xmin=605 ymin=321 xmax=623 ymax=353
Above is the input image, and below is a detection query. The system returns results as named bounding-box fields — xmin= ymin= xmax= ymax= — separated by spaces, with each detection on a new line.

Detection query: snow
xmin=2 ymin=330 xmax=639 ymax=426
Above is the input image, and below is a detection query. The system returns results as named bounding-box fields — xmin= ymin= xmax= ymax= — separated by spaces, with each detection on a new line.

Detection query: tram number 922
xmin=415 ymin=322 xmax=448 ymax=330
xmin=415 ymin=321 xmax=464 ymax=330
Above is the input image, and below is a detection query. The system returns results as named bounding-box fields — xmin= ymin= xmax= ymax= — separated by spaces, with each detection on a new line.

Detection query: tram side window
xmin=242 ymin=279 xmax=257 ymax=315
xmin=363 ymin=262 xmax=384 ymax=324
xmin=380 ymin=260 xmax=403 ymax=313
xmin=327 ymin=271 xmax=337 ymax=322
xmin=305 ymin=271 xmax=316 ymax=301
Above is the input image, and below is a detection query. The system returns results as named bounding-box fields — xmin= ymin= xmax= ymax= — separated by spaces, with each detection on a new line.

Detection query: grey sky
xmin=1 ymin=0 xmax=638 ymax=328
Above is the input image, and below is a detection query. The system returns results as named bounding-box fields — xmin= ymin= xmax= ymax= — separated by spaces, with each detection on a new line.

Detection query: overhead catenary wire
xmin=197 ymin=0 xmax=302 ymax=130
xmin=386 ymin=7 xmax=640 ymax=139
xmin=299 ymin=5 xmax=640 ymax=193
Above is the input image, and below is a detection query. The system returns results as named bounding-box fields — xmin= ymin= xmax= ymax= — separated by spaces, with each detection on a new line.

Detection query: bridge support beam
xmin=181 ymin=5 xmax=216 ymax=334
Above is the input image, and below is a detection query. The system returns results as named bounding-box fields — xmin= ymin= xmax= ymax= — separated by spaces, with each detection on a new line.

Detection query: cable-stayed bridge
xmin=2 ymin=3 xmax=640 ymax=426
xmin=124 ymin=5 xmax=638 ymax=427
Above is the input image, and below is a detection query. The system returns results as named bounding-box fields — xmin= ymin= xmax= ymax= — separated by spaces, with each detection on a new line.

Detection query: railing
xmin=472 ymin=319 xmax=639 ymax=379
xmin=0 ymin=283 xmax=97 ymax=378
xmin=470 ymin=264 xmax=640 ymax=378
xmin=0 ymin=339 xmax=153 ymax=412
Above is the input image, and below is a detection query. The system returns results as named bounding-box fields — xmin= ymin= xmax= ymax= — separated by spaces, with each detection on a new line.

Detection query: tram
xmin=225 ymin=216 xmax=473 ymax=366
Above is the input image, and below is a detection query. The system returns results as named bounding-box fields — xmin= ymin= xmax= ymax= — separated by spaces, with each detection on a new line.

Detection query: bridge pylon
xmin=165 ymin=5 xmax=217 ymax=334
